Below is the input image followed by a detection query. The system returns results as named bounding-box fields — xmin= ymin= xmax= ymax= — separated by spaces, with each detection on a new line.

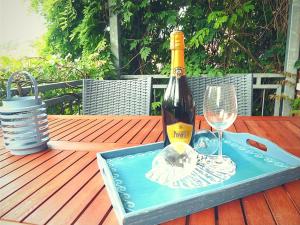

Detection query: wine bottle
xmin=162 ymin=31 xmax=195 ymax=147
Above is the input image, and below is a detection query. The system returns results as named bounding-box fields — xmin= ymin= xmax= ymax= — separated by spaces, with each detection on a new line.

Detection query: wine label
xmin=166 ymin=122 xmax=193 ymax=146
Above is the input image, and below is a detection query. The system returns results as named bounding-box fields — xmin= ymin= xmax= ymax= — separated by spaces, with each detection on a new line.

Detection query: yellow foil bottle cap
xmin=170 ymin=31 xmax=185 ymax=50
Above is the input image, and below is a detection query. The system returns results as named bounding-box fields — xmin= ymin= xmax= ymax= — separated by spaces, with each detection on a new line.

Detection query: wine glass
xmin=203 ymin=84 xmax=237 ymax=172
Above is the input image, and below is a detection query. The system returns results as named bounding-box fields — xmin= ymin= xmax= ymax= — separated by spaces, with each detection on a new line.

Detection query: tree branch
xmin=231 ymin=38 xmax=265 ymax=71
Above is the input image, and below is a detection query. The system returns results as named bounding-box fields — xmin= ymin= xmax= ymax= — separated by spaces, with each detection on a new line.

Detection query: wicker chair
xmin=82 ymin=78 xmax=152 ymax=115
xmin=187 ymin=74 xmax=253 ymax=116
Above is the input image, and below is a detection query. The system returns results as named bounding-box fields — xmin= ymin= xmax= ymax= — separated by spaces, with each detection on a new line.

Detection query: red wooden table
xmin=0 ymin=115 xmax=300 ymax=225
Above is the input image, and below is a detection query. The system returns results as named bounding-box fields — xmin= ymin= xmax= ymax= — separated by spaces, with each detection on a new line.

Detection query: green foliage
xmin=140 ymin=47 xmax=151 ymax=61
xmin=113 ymin=0 xmax=288 ymax=76
xmin=31 ymin=0 xmax=115 ymax=78
xmin=29 ymin=0 xmax=288 ymax=77
xmin=151 ymin=101 xmax=162 ymax=116
xmin=291 ymin=98 xmax=300 ymax=116
xmin=295 ymin=60 xmax=300 ymax=69
xmin=1 ymin=0 xmax=116 ymax=105
xmin=2 ymin=0 xmax=291 ymax=116
xmin=0 ymin=53 xmax=113 ymax=112
xmin=0 ymin=53 xmax=114 ymax=83
xmin=292 ymin=98 xmax=300 ymax=110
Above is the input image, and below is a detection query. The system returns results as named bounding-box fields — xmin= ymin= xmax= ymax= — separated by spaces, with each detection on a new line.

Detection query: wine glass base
xmin=198 ymin=154 xmax=236 ymax=176
xmin=146 ymin=152 xmax=236 ymax=189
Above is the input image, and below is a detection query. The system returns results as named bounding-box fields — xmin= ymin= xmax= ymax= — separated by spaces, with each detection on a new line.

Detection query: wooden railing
xmin=252 ymin=73 xmax=285 ymax=116
xmin=1 ymin=80 xmax=82 ymax=115
xmin=0 ymin=74 xmax=290 ymax=116
xmin=121 ymin=73 xmax=287 ymax=116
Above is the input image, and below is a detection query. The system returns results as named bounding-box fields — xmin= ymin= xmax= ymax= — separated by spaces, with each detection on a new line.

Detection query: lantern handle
xmin=6 ymin=71 xmax=39 ymax=103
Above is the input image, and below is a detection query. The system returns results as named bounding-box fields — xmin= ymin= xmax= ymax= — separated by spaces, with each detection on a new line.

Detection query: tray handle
xmin=224 ymin=132 xmax=300 ymax=166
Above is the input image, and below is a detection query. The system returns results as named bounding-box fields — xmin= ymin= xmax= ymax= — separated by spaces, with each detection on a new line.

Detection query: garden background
xmin=0 ymin=0 xmax=299 ymax=115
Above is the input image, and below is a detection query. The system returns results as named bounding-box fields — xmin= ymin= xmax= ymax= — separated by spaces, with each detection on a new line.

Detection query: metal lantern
xmin=0 ymin=71 xmax=49 ymax=155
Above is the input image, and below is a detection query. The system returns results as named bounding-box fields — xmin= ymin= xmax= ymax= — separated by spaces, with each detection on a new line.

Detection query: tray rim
xmin=97 ymin=132 xmax=300 ymax=225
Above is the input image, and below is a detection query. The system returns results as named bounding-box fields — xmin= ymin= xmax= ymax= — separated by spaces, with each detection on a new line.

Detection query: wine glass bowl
xmin=203 ymin=84 xmax=237 ymax=131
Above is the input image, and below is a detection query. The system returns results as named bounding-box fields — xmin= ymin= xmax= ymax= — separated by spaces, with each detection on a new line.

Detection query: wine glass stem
xmin=217 ymin=130 xmax=223 ymax=161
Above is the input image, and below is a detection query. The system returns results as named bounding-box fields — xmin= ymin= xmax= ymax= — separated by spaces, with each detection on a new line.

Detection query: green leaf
xmin=213 ymin=15 xmax=228 ymax=29
xmin=140 ymin=47 xmax=151 ymax=61
xmin=124 ymin=11 xmax=133 ymax=23
xmin=162 ymin=40 xmax=169 ymax=50
xmin=140 ymin=0 xmax=148 ymax=8
xmin=242 ymin=1 xmax=255 ymax=13
xmin=130 ymin=40 xmax=139 ymax=50
xmin=189 ymin=28 xmax=210 ymax=47
xmin=95 ymin=39 xmax=107 ymax=52
xmin=166 ymin=12 xmax=177 ymax=25
xmin=124 ymin=1 xmax=134 ymax=9
xmin=207 ymin=12 xmax=216 ymax=23
xmin=236 ymin=8 xmax=244 ymax=17
xmin=294 ymin=60 xmax=300 ymax=69
xmin=145 ymin=12 xmax=152 ymax=19
xmin=228 ymin=13 xmax=238 ymax=27
xmin=207 ymin=11 xmax=225 ymax=23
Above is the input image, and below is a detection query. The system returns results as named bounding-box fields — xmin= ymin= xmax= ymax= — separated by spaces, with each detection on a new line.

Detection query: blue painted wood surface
xmin=97 ymin=132 xmax=300 ymax=225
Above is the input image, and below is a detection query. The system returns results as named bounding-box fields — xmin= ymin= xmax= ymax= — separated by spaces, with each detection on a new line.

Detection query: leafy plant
xmin=2 ymin=0 xmax=291 ymax=115
xmin=112 ymin=0 xmax=288 ymax=76
xmin=31 ymin=0 xmax=289 ymax=77
xmin=291 ymin=98 xmax=300 ymax=116
xmin=30 ymin=0 xmax=115 ymax=77
xmin=0 ymin=54 xmax=112 ymax=113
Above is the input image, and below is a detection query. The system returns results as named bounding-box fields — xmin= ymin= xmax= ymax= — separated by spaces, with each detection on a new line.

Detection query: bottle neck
xmin=171 ymin=49 xmax=185 ymax=77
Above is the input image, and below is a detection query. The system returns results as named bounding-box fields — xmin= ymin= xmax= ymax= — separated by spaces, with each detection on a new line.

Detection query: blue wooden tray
xmin=97 ymin=132 xmax=300 ymax=225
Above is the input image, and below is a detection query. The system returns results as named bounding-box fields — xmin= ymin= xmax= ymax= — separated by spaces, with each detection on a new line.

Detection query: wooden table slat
xmin=234 ymin=119 xmax=249 ymax=133
xmin=0 ymin=155 xmax=26 ymax=170
xmin=265 ymin=187 xmax=300 ymax=225
xmin=48 ymin=118 xmax=66 ymax=127
xmin=59 ymin=119 xmax=105 ymax=141
xmin=189 ymin=208 xmax=215 ymax=225
xmin=101 ymin=207 xmax=119 ymax=225
xmin=217 ymin=200 xmax=246 ymax=225
xmin=242 ymin=193 xmax=276 ymax=225
xmin=51 ymin=119 xmax=97 ymax=141
xmin=70 ymin=119 xmax=113 ymax=142
xmin=46 ymin=173 xmax=104 ymax=225
xmin=0 ymin=152 xmax=87 ymax=216
xmin=129 ymin=118 xmax=160 ymax=144
xmin=47 ymin=119 xmax=78 ymax=133
xmin=142 ymin=119 xmax=163 ymax=144
xmin=105 ymin=119 xmax=141 ymax=143
xmin=280 ymin=120 xmax=300 ymax=140
xmin=117 ymin=119 xmax=150 ymax=144
xmin=0 ymin=151 xmax=74 ymax=201
xmin=23 ymin=160 xmax=100 ymax=225
xmin=49 ymin=119 xmax=89 ymax=139
xmin=81 ymin=119 xmax=122 ymax=142
xmin=3 ymin=153 xmax=96 ymax=221
xmin=0 ymin=220 xmax=27 ymax=225
xmin=0 ymin=152 xmax=14 ymax=162
xmin=73 ymin=188 xmax=112 ymax=225
xmin=93 ymin=119 xmax=132 ymax=143
xmin=0 ymin=152 xmax=46 ymax=176
xmin=284 ymin=180 xmax=300 ymax=212
xmin=199 ymin=118 xmax=211 ymax=130
xmin=0 ymin=150 xmax=61 ymax=188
